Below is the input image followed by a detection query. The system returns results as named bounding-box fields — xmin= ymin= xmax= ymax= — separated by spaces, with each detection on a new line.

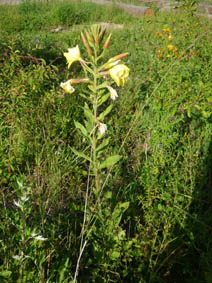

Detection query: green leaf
xmin=202 ymin=110 xmax=211 ymax=118
xmin=170 ymin=105 xmax=177 ymax=117
xmin=0 ymin=271 xmax=12 ymax=278
xmin=187 ymin=107 xmax=191 ymax=118
xmin=112 ymin=202 xmax=129 ymax=224
xmin=157 ymin=204 xmax=163 ymax=212
xmin=99 ymin=155 xmax=121 ymax=169
xmin=84 ymin=103 xmax=94 ymax=124
xmin=71 ymin=147 xmax=91 ymax=162
xmin=105 ymin=191 xmax=112 ymax=199
xmin=98 ymin=93 xmax=109 ymax=107
xmin=111 ymin=251 xmax=120 ymax=260
xmin=97 ymin=82 xmax=107 ymax=90
xmin=74 ymin=121 xmax=88 ymax=137
xmin=88 ymin=85 xmax=95 ymax=92
xmin=96 ymin=137 xmax=110 ymax=153
xmin=84 ymin=103 xmax=95 ymax=134
xmin=98 ymin=104 xmax=113 ymax=121
xmin=79 ymin=93 xmax=91 ymax=102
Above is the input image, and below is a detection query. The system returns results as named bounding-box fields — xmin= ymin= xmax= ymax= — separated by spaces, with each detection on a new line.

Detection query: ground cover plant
xmin=0 ymin=0 xmax=212 ymax=282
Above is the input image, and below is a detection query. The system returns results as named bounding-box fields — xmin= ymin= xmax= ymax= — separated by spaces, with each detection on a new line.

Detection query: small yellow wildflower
xmin=163 ymin=28 xmax=171 ymax=34
xmin=156 ymin=49 xmax=163 ymax=59
xmin=167 ymin=44 xmax=174 ymax=51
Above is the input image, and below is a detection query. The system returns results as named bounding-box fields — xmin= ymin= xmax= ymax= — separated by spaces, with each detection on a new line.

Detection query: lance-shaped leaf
xmin=98 ymin=104 xmax=113 ymax=121
xmin=96 ymin=137 xmax=110 ymax=158
xmin=112 ymin=202 xmax=129 ymax=225
xmin=99 ymin=155 xmax=122 ymax=169
xmin=84 ymin=103 xmax=94 ymax=123
xmin=98 ymin=93 xmax=110 ymax=107
xmin=74 ymin=121 xmax=88 ymax=137
xmin=96 ymin=137 xmax=110 ymax=152
xmin=97 ymin=82 xmax=107 ymax=90
xmin=88 ymin=85 xmax=95 ymax=93
xmin=71 ymin=147 xmax=92 ymax=162
xmin=79 ymin=93 xmax=91 ymax=102
xmin=84 ymin=103 xmax=94 ymax=133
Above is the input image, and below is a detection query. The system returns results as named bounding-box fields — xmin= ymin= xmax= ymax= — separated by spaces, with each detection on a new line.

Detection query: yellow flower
xmin=60 ymin=80 xmax=75 ymax=94
xmin=167 ymin=44 xmax=174 ymax=51
xmin=168 ymin=35 xmax=173 ymax=40
xmin=64 ymin=45 xmax=81 ymax=69
xmin=107 ymin=85 xmax=118 ymax=100
xmin=156 ymin=49 xmax=163 ymax=59
xmin=108 ymin=64 xmax=130 ymax=87
xmin=163 ymin=28 xmax=171 ymax=34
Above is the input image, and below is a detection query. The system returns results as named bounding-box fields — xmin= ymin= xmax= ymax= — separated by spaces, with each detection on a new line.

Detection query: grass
xmin=0 ymin=0 xmax=212 ymax=282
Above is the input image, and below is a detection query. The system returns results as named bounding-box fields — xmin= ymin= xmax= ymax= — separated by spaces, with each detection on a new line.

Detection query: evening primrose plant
xmin=60 ymin=25 xmax=129 ymax=186
xmin=60 ymin=24 xmax=129 ymax=281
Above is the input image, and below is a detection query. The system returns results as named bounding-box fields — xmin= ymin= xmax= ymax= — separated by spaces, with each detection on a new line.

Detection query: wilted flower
xmin=64 ymin=45 xmax=81 ymax=69
xmin=107 ymin=85 xmax=118 ymax=100
xmin=60 ymin=80 xmax=75 ymax=94
xmin=98 ymin=122 xmax=107 ymax=135
xmin=109 ymin=64 xmax=129 ymax=87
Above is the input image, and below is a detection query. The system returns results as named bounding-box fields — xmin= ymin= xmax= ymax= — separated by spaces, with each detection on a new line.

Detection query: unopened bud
xmin=104 ymin=34 xmax=112 ymax=49
xmin=115 ymin=52 xmax=129 ymax=60
xmin=71 ymin=78 xmax=89 ymax=84
xmin=85 ymin=30 xmax=94 ymax=43
xmin=99 ymin=28 xmax=106 ymax=42
xmin=81 ymin=32 xmax=92 ymax=56
xmin=96 ymin=36 xmax=99 ymax=45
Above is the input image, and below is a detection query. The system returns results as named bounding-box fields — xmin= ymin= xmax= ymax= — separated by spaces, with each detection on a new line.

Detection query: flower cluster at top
xmin=60 ymin=25 xmax=130 ymax=135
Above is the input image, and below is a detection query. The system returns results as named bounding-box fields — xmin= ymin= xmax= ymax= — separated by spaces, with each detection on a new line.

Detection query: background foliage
xmin=0 ymin=0 xmax=212 ymax=282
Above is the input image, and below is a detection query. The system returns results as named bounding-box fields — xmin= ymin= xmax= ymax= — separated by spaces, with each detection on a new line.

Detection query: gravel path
xmin=1 ymin=0 xmax=212 ymax=18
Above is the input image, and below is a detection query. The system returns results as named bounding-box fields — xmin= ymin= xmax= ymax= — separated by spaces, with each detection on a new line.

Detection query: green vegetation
xmin=0 ymin=0 xmax=212 ymax=282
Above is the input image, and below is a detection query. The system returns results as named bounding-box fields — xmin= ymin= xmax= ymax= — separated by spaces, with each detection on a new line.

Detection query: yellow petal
xmin=63 ymin=45 xmax=81 ymax=69
xmin=60 ymin=80 xmax=75 ymax=94
xmin=108 ymin=64 xmax=130 ymax=87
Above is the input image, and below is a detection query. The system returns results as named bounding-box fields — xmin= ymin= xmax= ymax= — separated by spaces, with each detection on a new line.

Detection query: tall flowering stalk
xmin=60 ymin=24 xmax=129 ymax=282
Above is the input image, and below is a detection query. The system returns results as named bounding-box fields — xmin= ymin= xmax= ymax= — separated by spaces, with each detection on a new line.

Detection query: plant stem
xmin=92 ymin=56 xmax=100 ymax=193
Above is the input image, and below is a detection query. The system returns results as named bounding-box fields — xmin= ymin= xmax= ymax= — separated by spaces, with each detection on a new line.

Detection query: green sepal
xmin=99 ymin=155 xmax=122 ymax=169
xmin=71 ymin=147 xmax=91 ymax=162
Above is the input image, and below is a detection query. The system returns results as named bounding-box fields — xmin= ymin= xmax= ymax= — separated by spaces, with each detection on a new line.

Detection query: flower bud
xmin=81 ymin=32 xmax=92 ymax=56
xmin=115 ymin=52 xmax=129 ymax=61
xmin=103 ymin=34 xmax=112 ymax=49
